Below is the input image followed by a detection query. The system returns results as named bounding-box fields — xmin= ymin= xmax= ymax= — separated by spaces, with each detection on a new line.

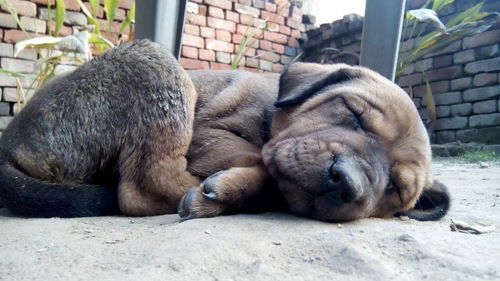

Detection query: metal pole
xmin=135 ymin=0 xmax=188 ymax=59
xmin=360 ymin=0 xmax=406 ymax=81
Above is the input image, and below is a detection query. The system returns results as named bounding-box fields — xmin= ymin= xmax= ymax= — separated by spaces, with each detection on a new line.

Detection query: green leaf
xmin=446 ymin=3 xmax=486 ymax=27
xmin=0 ymin=69 xmax=36 ymax=79
xmin=14 ymin=36 xmax=62 ymax=57
xmin=75 ymin=0 xmax=92 ymax=17
xmin=54 ymin=0 xmax=66 ymax=36
xmin=119 ymin=3 xmax=135 ymax=33
xmin=424 ymin=80 xmax=437 ymax=121
xmin=89 ymin=0 xmax=99 ymax=17
xmin=431 ymin=0 xmax=454 ymax=11
xmin=88 ymin=33 xmax=115 ymax=48
xmin=104 ymin=0 xmax=120 ymax=31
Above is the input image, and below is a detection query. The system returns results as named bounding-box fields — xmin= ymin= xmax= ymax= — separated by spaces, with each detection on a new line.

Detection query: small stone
xmin=204 ymin=230 xmax=211 ymax=234
xmin=337 ymin=224 xmax=344 ymax=228
xmin=272 ymin=241 xmax=282 ymax=245
xmin=399 ymin=216 xmax=410 ymax=221
xmin=479 ymin=162 xmax=489 ymax=168
xmin=397 ymin=234 xmax=417 ymax=242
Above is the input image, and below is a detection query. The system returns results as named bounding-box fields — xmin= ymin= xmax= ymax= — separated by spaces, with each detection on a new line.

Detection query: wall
xmin=300 ymin=0 xmax=500 ymax=144
xmin=179 ymin=0 xmax=304 ymax=72
xmin=0 ymin=0 xmax=134 ymax=133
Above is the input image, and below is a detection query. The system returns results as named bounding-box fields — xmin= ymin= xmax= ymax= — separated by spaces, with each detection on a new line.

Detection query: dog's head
xmin=262 ymin=63 xmax=450 ymax=222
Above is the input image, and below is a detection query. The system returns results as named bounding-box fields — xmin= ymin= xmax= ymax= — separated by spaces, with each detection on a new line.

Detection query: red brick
xmin=184 ymin=24 xmax=200 ymax=36
xmin=206 ymin=39 xmax=234 ymax=52
xmin=260 ymin=11 xmax=284 ymax=25
xmin=210 ymin=62 xmax=232 ymax=70
xmin=182 ymin=46 xmax=198 ymax=59
xmin=245 ymin=57 xmax=259 ymax=68
xmin=245 ymin=47 xmax=256 ymax=57
xmin=1 ymin=0 xmax=36 ymax=17
xmin=239 ymin=0 xmax=252 ymax=5
xmin=240 ymin=14 xmax=253 ymax=25
xmin=216 ymin=51 xmax=231 ymax=63
xmin=257 ymin=50 xmax=280 ymax=62
xmin=186 ymin=14 xmax=206 ymax=26
xmin=286 ymin=18 xmax=301 ymax=29
xmin=63 ymin=0 xmax=80 ymax=11
xmin=115 ymin=8 xmax=126 ymax=21
xmin=259 ymin=40 xmax=272 ymax=51
xmin=287 ymin=37 xmax=299 ymax=48
xmin=272 ymin=43 xmax=285 ymax=54
xmin=198 ymin=5 xmax=207 ymax=16
xmin=237 ymin=24 xmax=263 ymax=38
xmin=263 ymin=31 xmax=287 ymax=44
xmin=246 ymin=67 xmax=260 ymax=73
xmin=97 ymin=19 xmax=121 ymax=33
xmin=291 ymin=29 xmax=301 ymax=39
xmin=200 ymin=27 xmax=215 ymax=38
xmin=205 ymin=0 xmax=232 ymax=10
xmin=216 ymin=29 xmax=231 ymax=42
xmin=277 ymin=26 xmax=291 ymax=38
xmin=199 ymin=49 xmax=215 ymax=61
xmin=180 ymin=58 xmax=209 ymax=70
xmin=3 ymin=29 xmax=39 ymax=43
xmin=182 ymin=34 xmax=204 ymax=48
xmin=207 ymin=17 xmax=236 ymax=32
xmin=290 ymin=5 xmax=302 ymax=22
xmin=208 ymin=6 xmax=224 ymax=18
xmin=226 ymin=10 xmax=239 ymax=23
xmin=232 ymin=34 xmax=243 ymax=44
xmin=232 ymin=34 xmax=258 ymax=48
xmin=265 ymin=2 xmax=277 ymax=12
xmin=267 ymin=22 xmax=279 ymax=32
xmin=277 ymin=2 xmax=290 ymax=16
xmin=119 ymin=0 xmax=134 ymax=9
xmin=234 ymin=3 xmax=260 ymax=17
xmin=32 ymin=0 xmax=55 ymax=5
xmin=48 ymin=22 xmax=72 ymax=36
xmin=273 ymin=63 xmax=284 ymax=73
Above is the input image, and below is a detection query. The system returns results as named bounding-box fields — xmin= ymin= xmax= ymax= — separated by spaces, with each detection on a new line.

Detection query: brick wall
xmin=0 ymin=0 xmax=134 ymax=133
xmin=179 ymin=0 xmax=304 ymax=72
xmin=300 ymin=0 xmax=500 ymax=145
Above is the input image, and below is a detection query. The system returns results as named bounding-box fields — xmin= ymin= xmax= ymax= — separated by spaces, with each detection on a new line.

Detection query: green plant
xmin=396 ymin=0 xmax=497 ymax=126
xmin=457 ymin=149 xmax=500 ymax=163
xmin=0 ymin=0 xmax=135 ymax=112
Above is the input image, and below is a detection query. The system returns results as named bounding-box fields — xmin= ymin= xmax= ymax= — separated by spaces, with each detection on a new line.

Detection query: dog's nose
xmin=328 ymin=160 xmax=363 ymax=203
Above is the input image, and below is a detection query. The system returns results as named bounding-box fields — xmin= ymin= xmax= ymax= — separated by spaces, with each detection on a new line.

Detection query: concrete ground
xmin=0 ymin=159 xmax=499 ymax=281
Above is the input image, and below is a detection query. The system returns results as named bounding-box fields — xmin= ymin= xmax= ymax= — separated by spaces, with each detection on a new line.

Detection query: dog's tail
xmin=0 ymin=161 xmax=120 ymax=217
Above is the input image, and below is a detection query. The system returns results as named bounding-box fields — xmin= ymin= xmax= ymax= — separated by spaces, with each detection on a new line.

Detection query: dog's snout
xmin=328 ymin=161 xmax=363 ymax=203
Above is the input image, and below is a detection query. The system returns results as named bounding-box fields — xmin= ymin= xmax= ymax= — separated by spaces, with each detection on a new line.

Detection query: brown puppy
xmin=179 ymin=63 xmax=450 ymax=222
xmin=0 ymin=41 xmax=449 ymax=221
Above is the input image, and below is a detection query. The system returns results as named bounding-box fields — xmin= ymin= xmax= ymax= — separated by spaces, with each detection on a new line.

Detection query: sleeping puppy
xmin=0 ymin=40 xmax=449 ymax=221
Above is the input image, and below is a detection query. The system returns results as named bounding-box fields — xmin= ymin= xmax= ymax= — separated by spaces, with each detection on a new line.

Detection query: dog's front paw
xmin=177 ymin=172 xmax=229 ymax=221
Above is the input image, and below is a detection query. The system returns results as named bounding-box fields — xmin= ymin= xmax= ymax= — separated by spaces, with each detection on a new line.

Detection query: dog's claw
xmin=202 ymin=170 xmax=225 ymax=200
xmin=178 ymin=187 xmax=198 ymax=222
xmin=202 ymin=192 xmax=217 ymax=200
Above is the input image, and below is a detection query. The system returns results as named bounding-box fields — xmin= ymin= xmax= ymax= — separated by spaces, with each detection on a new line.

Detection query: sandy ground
xmin=0 ymin=159 xmax=499 ymax=281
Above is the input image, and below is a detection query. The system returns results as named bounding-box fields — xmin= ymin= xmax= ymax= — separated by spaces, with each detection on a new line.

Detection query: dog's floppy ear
xmin=398 ymin=180 xmax=451 ymax=221
xmin=275 ymin=63 xmax=361 ymax=108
